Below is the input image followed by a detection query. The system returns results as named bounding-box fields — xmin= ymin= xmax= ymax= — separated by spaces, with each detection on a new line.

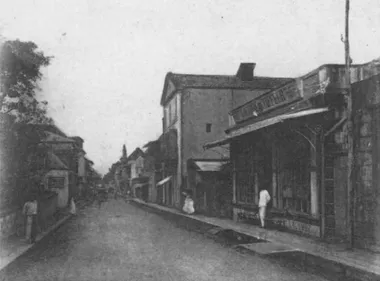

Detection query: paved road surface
xmin=0 ymin=199 xmax=328 ymax=281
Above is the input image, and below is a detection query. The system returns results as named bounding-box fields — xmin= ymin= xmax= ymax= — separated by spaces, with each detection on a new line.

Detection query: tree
xmin=0 ymin=39 xmax=53 ymax=124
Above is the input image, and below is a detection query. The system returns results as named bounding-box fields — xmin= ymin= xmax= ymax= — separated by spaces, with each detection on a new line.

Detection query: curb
xmin=131 ymin=200 xmax=379 ymax=281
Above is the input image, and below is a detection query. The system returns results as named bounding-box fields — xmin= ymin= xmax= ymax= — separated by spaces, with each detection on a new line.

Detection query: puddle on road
xmin=207 ymin=228 xmax=266 ymax=247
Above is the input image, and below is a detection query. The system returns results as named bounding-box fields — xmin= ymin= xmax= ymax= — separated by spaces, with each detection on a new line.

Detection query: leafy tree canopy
xmin=0 ymin=39 xmax=53 ymax=124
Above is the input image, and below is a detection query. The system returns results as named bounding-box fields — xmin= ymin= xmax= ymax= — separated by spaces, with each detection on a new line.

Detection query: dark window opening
xmin=206 ymin=123 xmax=212 ymax=133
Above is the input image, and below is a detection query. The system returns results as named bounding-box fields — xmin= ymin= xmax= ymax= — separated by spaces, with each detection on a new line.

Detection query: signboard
xmin=302 ymin=73 xmax=320 ymax=98
xmin=231 ymin=82 xmax=302 ymax=123
xmin=48 ymin=177 xmax=65 ymax=189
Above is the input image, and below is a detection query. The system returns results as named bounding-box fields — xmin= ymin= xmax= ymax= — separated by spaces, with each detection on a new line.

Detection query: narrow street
xmin=0 ymin=199 xmax=328 ymax=281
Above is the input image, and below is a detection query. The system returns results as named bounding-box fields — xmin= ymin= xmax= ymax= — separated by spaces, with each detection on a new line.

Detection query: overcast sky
xmin=1 ymin=0 xmax=379 ymax=174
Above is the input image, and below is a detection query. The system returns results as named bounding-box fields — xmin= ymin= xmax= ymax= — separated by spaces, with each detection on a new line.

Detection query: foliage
xmin=0 ymin=39 xmax=53 ymax=124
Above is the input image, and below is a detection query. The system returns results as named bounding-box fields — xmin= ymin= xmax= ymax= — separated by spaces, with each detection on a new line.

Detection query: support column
xmin=272 ymin=142 xmax=278 ymax=208
xmin=232 ymin=142 xmax=237 ymax=204
xmin=320 ymin=132 xmax=326 ymax=238
xmin=254 ymin=148 xmax=259 ymax=205
xmin=232 ymin=164 xmax=237 ymax=204
xmin=310 ymin=133 xmax=319 ymax=217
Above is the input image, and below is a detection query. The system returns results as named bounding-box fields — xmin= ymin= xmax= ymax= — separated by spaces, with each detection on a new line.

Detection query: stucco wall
xmin=351 ymin=74 xmax=380 ymax=251
xmin=163 ymin=93 xmax=181 ymax=206
xmin=181 ymin=88 xmax=265 ymax=177
xmin=182 ymin=88 xmax=230 ymax=167
xmin=0 ymin=208 xmax=18 ymax=239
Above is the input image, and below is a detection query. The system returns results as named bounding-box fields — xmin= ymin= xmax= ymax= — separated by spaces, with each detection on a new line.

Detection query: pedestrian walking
xmin=258 ymin=186 xmax=271 ymax=228
xmin=22 ymin=195 xmax=38 ymax=244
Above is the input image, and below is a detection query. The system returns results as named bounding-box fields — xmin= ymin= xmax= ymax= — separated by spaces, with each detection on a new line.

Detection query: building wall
xmin=135 ymin=156 xmax=144 ymax=176
xmin=163 ymin=93 xmax=181 ymax=207
xmin=0 ymin=208 xmax=18 ymax=240
xmin=181 ymin=88 xmax=265 ymax=177
xmin=182 ymin=88 xmax=230 ymax=178
xmin=44 ymin=170 xmax=69 ymax=208
xmin=351 ymin=75 xmax=380 ymax=251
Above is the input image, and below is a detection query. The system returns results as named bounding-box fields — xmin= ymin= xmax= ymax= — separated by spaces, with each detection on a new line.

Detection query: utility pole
xmin=344 ymin=0 xmax=355 ymax=249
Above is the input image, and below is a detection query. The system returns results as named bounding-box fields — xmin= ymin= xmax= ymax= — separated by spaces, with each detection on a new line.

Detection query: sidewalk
xmin=132 ymin=198 xmax=380 ymax=281
xmin=0 ymin=199 xmax=88 ymax=272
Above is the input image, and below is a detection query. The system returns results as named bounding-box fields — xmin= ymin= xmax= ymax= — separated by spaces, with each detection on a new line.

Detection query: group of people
xmin=182 ymin=186 xmax=271 ymax=228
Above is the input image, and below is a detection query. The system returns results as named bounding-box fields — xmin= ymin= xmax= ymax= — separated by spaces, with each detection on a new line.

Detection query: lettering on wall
xmin=231 ymin=82 xmax=301 ymax=123
xmin=303 ymin=73 xmax=320 ymax=98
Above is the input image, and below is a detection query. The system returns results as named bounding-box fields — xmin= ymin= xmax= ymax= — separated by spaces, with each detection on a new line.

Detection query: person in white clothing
xmin=258 ymin=187 xmax=271 ymax=228
xmin=182 ymin=191 xmax=195 ymax=215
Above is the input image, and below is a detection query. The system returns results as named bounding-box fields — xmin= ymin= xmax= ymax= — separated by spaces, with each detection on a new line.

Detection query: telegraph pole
xmin=344 ymin=0 xmax=355 ymax=249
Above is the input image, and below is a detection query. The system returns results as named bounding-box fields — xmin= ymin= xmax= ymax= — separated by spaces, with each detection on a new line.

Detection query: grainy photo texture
xmin=0 ymin=1 xmax=380 ymax=280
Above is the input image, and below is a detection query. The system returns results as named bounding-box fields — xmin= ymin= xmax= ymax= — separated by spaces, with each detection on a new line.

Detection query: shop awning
xmin=194 ymin=161 xmax=228 ymax=172
xmin=204 ymin=107 xmax=329 ymax=149
xmin=156 ymin=176 xmax=172 ymax=186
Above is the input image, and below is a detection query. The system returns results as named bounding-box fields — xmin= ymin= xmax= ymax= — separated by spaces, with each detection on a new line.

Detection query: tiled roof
xmin=169 ymin=73 xmax=292 ymax=90
xmin=127 ymin=147 xmax=144 ymax=161
xmin=161 ymin=72 xmax=292 ymax=105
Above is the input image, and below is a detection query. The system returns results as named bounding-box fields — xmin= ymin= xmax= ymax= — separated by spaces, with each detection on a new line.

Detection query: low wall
xmin=38 ymin=193 xmax=58 ymax=232
xmin=0 ymin=193 xmax=58 ymax=239
xmin=233 ymin=206 xmax=320 ymax=238
xmin=0 ymin=207 xmax=20 ymax=239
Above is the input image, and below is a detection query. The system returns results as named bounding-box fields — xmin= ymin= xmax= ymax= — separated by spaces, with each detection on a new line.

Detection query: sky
xmin=1 ymin=0 xmax=379 ymax=175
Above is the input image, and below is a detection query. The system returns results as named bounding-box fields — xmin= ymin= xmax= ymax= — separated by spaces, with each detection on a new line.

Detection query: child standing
xmin=258 ymin=187 xmax=271 ymax=228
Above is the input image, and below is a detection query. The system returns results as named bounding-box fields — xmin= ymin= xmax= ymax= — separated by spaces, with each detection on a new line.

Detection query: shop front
xmin=229 ymin=111 xmax=329 ymax=237
xmin=187 ymin=159 xmax=232 ymax=218
xmin=204 ymin=64 xmax=356 ymax=239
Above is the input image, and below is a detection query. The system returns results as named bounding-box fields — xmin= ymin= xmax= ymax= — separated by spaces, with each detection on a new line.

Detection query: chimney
xmin=236 ymin=63 xmax=256 ymax=81
xmin=71 ymin=136 xmax=84 ymax=149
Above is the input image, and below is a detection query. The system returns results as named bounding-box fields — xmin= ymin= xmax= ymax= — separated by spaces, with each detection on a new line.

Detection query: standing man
xmin=258 ymin=186 xmax=271 ymax=228
xmin=23 ymin=195 xmax=38 ymax=244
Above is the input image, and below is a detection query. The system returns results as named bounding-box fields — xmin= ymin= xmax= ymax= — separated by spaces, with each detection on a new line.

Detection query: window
xmin=206 ymin=123 xmax=212 ymax=133
xmin=280 ymin=136 xmax=311 ymax=214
